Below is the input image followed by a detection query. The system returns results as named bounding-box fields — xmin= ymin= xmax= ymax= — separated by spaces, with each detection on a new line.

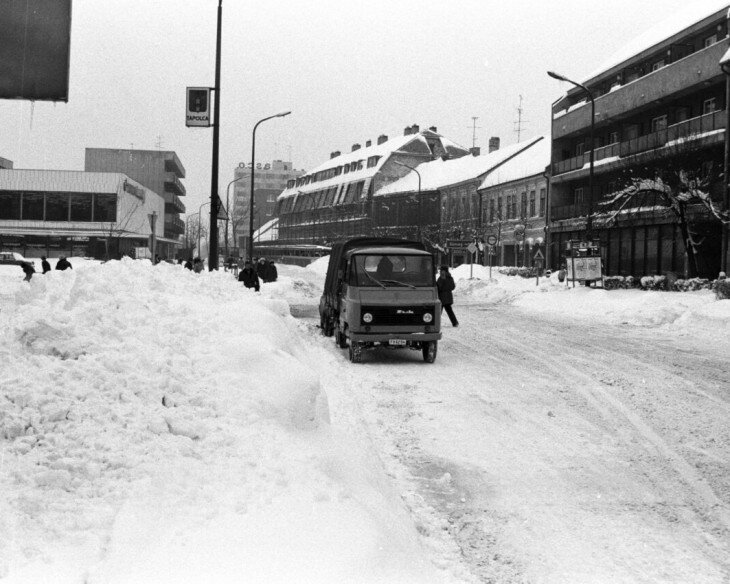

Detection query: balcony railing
xmin=553 ymin=109 xmax=726 ymax=175
xmin=164 ymin=175 xmax=186 ymax=197
xmin=164 ymin=153 xmax=185 ymax=178
xmin=165 ymin=194 xmax=186 ymax=213
xmin=551 ymin=204 xmax=590 ymax=221
xmin=164 ymin=216 xmax=185 ymax=235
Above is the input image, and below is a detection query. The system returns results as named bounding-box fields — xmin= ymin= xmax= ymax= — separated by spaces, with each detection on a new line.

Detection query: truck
xmin=319 ymin=237 xmax=442 ymax=363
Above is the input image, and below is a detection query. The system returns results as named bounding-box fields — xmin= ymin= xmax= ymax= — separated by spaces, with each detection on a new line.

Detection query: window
xmin=651 ymin=115 xmax=667 ymax=132
xmin=539 ymin=188 xmax=546 ymax=217
xmin=608 ymin=131 xmax=619 ymax=144
xmin=46 ymin=193 xmax=69 ymax=221
xmin=529 ymin=191 xmax=536 ymax=217
xmin=489 ymin=198 xmax=495 ymax=222
xmin=497 ymin=196 xmax=502 ymax=220
xmin=574 ymin=187 xmax=584 ymax=204
xmin=0 ymin=191 xmax=21 ymax=220
xmin=651 ymin=60 xmax=665 ymax=72
xmin=93 ymin=194 xmax=115 ymax=221
xmin=575 ymin=142 xmax=585 ymax=156
xmin=704 ymin=34 xmax=717 ymax=48
xmin=22 ymin=193 xmax=44 ymax=220
xmin=703 ymin=98 xmax=717 ymax=114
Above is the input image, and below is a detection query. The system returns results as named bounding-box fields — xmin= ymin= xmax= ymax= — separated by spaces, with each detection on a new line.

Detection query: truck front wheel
xmin=335 ymin=327 xmax=348 ymax=348
xmin=422 ymin=341 xmax=437 ymax=363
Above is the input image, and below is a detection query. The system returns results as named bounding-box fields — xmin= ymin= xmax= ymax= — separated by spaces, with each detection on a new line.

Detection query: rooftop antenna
xmin=467 ymin=116 xmax=481 ymax=149
xmin=514 ymin=95 xmax=528 ymax=142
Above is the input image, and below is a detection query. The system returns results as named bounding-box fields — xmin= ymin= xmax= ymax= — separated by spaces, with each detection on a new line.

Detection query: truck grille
xmin=361 ymin=305 xmax=434 ymax=326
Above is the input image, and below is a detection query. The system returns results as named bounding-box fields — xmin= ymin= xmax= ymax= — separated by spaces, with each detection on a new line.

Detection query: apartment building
xmin=549 ymin=2 xmax=729 ymax=278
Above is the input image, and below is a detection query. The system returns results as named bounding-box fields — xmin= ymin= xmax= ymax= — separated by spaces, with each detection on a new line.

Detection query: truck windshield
xmin=349 ymin=254 xmax=434 ymax=287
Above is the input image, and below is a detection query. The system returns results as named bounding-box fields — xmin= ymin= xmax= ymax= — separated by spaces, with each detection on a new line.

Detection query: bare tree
xmin=103 ymin=200 xmax=145 ymax=260
xmin=599 ymin=140 xmax=729 ymax=277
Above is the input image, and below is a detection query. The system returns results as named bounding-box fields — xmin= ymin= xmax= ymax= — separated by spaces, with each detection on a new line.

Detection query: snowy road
xmin=298 ymin=301 xmax=730 ymax=584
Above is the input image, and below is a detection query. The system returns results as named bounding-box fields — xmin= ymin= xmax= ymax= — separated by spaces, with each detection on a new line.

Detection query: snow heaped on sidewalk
xmin=0 ymin=259 xmax=442 ymax=584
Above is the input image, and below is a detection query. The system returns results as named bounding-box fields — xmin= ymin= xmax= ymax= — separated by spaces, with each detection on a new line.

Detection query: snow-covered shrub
xmin=640 ymin=275 xmax=667 ymax=290
xmin=713 ymin=279 xmax=730 ymax=300
xmin=603 ymin=276 xmax=624 ymax=290
xmin=673 ymin=278 xmax=711 ymax=292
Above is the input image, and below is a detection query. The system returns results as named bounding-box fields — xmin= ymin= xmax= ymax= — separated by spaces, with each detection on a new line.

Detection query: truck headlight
xmin=423 ymin=313 xmax=433 ymax=323
xmin=363 ymin=312 xmax=373 ymax=323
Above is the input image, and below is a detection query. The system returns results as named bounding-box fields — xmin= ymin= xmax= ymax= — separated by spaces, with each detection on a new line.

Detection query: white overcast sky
xmin=0 ymin=0 xmax=720 ymax=215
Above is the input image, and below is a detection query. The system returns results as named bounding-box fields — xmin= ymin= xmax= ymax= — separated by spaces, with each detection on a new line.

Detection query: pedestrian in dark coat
xmin=193 ymin=257 xmax=204 ymax=273
xmin=257 ymin=258 xmax=270 ymax=282
xmin=184 ymin=258 xmax=193 ymax=270
xmin=437 ymin=265 xmax=459 ymax=327
xmin=41 ymin=256 xmax=51 ymax=274
xmin=55 ymin=257 xmax=72 ymax=271
xmin=268 ymin=260 xmax=278 ymax=283
xmin=238 ymin=260 xmax=260 ymax=291
xmin=21 ymin=261 xmax=35 ymax=281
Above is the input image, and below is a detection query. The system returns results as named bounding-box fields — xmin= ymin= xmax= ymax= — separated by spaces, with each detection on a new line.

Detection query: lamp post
xmin=249 ymin=111 xmax=291 ymax=263
xmin=198 ymin=201 xmax=210 ymax=260
xmin=394 ymin=161 xmax=422 ymax=239
xmin=225 ymin=176 xmax=244 ymax=259
xmin=548 ymin=70 xmax=595 ymax=243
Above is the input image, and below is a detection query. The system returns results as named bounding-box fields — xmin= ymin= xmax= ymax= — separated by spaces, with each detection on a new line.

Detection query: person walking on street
xmin=21 ymin=261 xmax=35 ymax=281
xmin=268 ymin=260 xmax=278 ymax=283
xmin=193 ymin=257 xmax=204 ymax=273
xmin=41 ymin=256 xmax=51 ymax=274
xmin=437 ymin=265 xmax=459 ymax=327
xmin=55 ymin=256 xmax=72 ymax=271
xmin=238 ymin=260 xmax=260 ymax=291
xmin=184 ymin=257 xmax=193 ymax=270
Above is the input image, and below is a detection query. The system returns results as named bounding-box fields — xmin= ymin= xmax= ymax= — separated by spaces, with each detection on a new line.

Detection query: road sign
xmin=467 ymin=242 xmax=478 ymax=254
xmin=486 ymin=235 xmax=497 ymax=246
xmin=489 ymin=245 xmax=497 ymax=256
xmin=186 ymin=87 xmax=211 ymax=127
xmin=533 ymin=249 xmax=544 ymax=261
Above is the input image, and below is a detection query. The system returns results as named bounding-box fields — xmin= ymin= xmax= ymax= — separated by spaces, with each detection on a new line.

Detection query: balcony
xmin=550 ymin=203 xmax=590 ymax=221
xmin=552 ymin=41 xmax=727 ymax=139
xmin=164 ymin=216 xmax=185 ymax=236
xmin=553 ymin=109 xmax=726 ymax=176
xmin=164 ymin=153 xmax=185 ymax=178
xmin=164 ymin=174 xmax=186 ymax=197
xmin=165 ymin=193 xmax=186 ymax=214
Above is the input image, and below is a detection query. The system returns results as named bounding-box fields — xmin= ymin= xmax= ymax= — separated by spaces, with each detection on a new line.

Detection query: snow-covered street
xmin=1 ymin=258 xmax=729 ymax=583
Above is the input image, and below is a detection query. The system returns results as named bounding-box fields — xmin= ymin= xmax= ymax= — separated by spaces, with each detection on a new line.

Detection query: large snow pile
xmin=0 ymin=258 xmax=442 ymax=584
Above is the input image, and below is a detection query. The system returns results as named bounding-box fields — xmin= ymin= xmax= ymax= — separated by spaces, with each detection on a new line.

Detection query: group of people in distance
xmin=238 ymin=257 xmax=277 ymax=292
xmin=20 ymin=255 xmax=72 ymax=281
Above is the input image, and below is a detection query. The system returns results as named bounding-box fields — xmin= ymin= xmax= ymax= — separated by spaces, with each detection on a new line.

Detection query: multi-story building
xmin=84 ymin=148 xmax=186 ymax=258
xmin=274 ymin=125 xmax=470 ymax=246
xmin=0 ymin=168 xmax=164 ymax=259
xmin=231 ymin=159 xmax=303 ymax=250
xmin=549 ymin=2 xmax=729 ymax=278
xmin=478 ymin=137 xmax=550 ymax=267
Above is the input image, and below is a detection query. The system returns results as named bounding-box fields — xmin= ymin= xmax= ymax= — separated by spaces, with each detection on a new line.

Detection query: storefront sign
xmin=123 ymin=180 xmax=146 ymax=201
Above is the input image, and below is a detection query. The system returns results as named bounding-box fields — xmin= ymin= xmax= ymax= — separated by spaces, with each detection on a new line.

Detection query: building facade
xmin=549 ymin=4 xmax=729 ymax=278
xmin=231 ymin=159 xmax=303 ymax=250
xmin=0 ymin=168 xmax=164 ymax=259
xmin=84 ymin=148 xmax=186 ymax=258
xmin=479 ymin=137 xmax=550 ymax=267
xmin=274 ymin=125 xmax=470 ymax=247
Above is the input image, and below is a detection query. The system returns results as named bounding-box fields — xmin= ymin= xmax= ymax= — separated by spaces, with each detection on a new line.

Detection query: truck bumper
xmin=349 ymin=331 xmax=442 ymax=343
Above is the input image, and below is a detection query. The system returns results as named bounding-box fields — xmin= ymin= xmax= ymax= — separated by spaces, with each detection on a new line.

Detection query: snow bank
xmin=0 ymin=258 xmax=442 ymax=583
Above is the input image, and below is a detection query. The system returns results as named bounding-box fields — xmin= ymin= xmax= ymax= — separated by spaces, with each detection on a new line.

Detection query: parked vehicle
xmin=319 ymin=237 xmax=442 ymax=363
xmin=0 ymin=251 xmax=35 ymax=272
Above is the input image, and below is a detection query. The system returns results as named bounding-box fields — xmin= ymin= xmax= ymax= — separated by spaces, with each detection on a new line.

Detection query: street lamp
xmin=249 ymin=111 xmax=291 ymax=263
xmin=548 ymin=70 xmax=595 ymax=242
xmin=225 ymin=176 xmax=244 ymax=259
xmin=394 ymin=161 xmax=422 ymax=239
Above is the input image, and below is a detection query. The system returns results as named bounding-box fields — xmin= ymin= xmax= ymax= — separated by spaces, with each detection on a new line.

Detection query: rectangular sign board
xmin=567 ymin=257 xmax=602 ymax=282
xmin=186 ymin=87 xmax=211 ymax=127
xmin=0 ymin=0 xmax=72 ymax=101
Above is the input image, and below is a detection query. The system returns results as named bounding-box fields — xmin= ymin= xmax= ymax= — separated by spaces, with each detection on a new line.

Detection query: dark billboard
xmin=0 ymin=0 xmax=72 ymax=101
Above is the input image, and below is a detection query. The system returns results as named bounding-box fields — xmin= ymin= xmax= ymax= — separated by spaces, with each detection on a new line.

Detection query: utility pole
xmin=208 ymin=0 xmax=223 ymax=271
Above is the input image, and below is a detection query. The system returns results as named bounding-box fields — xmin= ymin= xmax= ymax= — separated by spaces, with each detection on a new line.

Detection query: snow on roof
xmin=254 ymin=218 xmax=278 ymax=241
xmin=478 ymin=137 xmax=550 ymax=190
xmin=374 ymin=136 xmax=543 ymax=196
xmin=277 ymin=132 xmax=431 ymax=200
xmin=0 ymin=168 xmax=130 ymax=194
xmin=579 ymin=0 xmax=729 ymax=85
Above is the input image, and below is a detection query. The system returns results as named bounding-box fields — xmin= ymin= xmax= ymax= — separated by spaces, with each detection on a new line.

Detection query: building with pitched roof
xmin=549 ymin=0 xmax=730 ymax=277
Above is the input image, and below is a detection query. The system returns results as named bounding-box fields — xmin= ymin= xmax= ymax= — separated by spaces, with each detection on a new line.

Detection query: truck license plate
xmin=389 ymin=339 xmax=407 ymax=346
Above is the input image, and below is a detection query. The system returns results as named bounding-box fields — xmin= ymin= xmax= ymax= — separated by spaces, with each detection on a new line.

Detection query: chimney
xmin=331 ymin=150 xmax=341 ymax=158
xmin=411 ymin=124 xmax=420 ymax=134
xmin=377 ymin=134 xmax=388 ymax=145
xmin=365 ymin=140 xmax=372 ymax=147
xmin=488 ymin=137 xmax=500 ymax=153
xmin=470 ymin=147 xmax=481 ymax=156
xmin=404 ymin=126 xmax=412 ymax=136
xmin=429 ymin=126 xmax=437 ymax=133
xmin=352 ymin=143 xmax=361 ymax=151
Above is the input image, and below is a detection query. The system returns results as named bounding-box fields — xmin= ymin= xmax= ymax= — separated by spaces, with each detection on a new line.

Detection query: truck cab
xmin=319 ymin=238 xmax=442 ymax=363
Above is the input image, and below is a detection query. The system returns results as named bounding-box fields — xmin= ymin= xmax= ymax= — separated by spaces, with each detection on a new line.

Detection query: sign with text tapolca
xmin=186 ymin=87 xmax=211 ymax=127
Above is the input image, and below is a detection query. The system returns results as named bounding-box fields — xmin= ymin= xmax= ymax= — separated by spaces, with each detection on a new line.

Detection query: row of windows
xmin=0 ymin=191 xmax=118 ymax=222
xmin=487 ymin=188 xmax=546 ymax=221
xmin=278 ymin=181 xmax=366 ymax=214
xmin=287 ymin=157 xmax=382 ymax=189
